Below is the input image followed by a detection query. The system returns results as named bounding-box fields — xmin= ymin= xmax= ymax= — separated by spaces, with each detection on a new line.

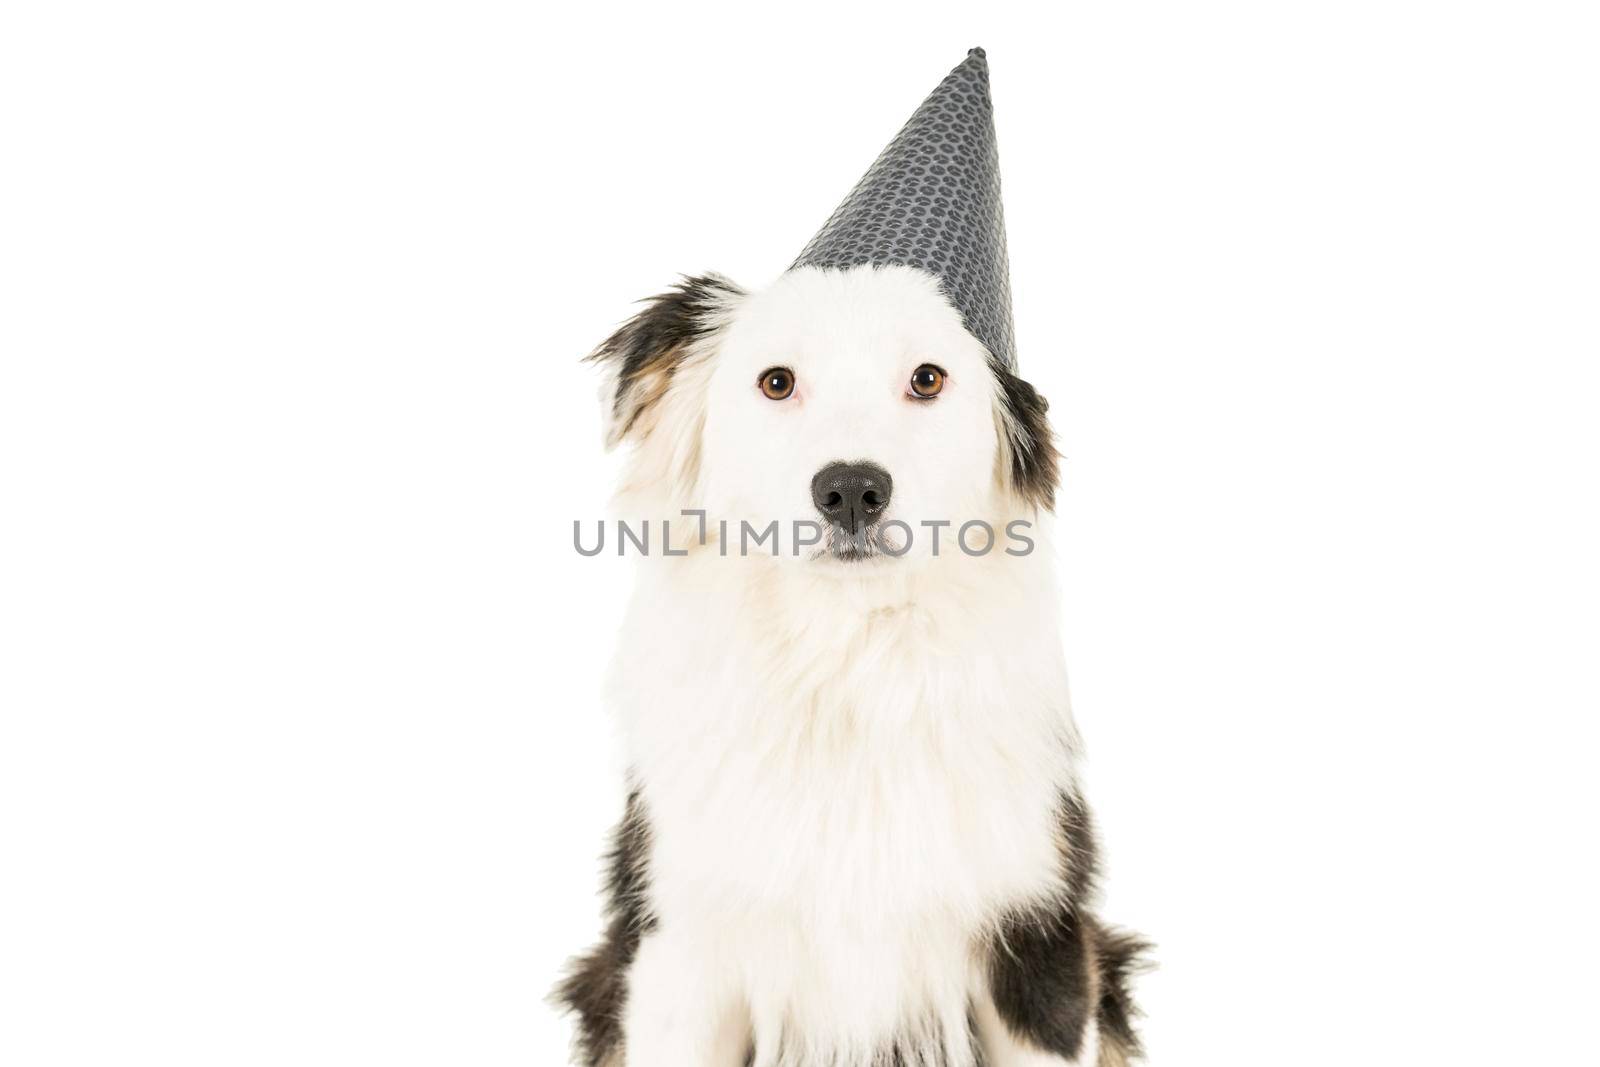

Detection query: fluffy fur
xmin=558 ymin=265 xmax=1147 ymax=1066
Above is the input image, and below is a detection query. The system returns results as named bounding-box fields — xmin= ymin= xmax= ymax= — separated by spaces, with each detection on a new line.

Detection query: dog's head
xmin=591 ymin=264 xmax=1056 ymax=564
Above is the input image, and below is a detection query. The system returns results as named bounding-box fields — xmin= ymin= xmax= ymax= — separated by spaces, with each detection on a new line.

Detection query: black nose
xmin=811 ymin=461 xmax=893 ymax=532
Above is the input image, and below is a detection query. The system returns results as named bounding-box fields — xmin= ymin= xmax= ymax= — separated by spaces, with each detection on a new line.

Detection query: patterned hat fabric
xmin=792 ymin=48 xmax=1017 ymax=368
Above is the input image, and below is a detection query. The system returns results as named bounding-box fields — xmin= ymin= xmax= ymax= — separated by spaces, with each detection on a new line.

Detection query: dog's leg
xmin=972 ymin=903 xmax=1102 ymax=1067
xmin=972 ymin=910 xmax=1149 ymax=1067
xmin=973 ymin=985 xmax=1099 ymax=1067
xmin=623 ymin=926 xmax=748 ymax=1066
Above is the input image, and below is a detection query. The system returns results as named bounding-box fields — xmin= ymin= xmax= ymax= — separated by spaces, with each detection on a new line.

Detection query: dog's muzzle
xmin=811 ymin=461 xmax=892 ymax=535
xmin=810 ymin=461 xmax=892 ymax=561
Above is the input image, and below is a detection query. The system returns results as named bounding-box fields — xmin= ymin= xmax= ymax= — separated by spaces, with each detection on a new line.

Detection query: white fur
xmin=605 ymin=266 xmax=1086 ymax=1066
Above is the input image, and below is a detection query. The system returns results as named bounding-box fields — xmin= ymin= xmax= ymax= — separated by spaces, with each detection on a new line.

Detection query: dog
xmin=555 ymin=263 xmax=1148 ymax=1066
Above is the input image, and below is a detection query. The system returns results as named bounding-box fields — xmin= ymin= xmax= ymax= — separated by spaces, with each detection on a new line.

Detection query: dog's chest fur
xmin=611 ymin=551 xmax=1078 ymax=1054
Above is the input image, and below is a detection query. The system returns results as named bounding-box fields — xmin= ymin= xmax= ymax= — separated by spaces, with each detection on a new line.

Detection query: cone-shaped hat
xmin=792 ymin=48 xmax=1016 ymax=367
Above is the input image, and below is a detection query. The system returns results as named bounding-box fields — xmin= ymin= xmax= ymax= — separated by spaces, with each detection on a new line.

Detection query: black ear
xmin=588 ymin=274 xmax=745 ymax=447
xmin=994 ymin=364 xmax=1059 ymax=510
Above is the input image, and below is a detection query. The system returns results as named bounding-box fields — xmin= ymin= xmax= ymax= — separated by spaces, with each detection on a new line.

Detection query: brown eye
xmin=910 ymin=364 xmax=945 ymax=398
xmin=760 ymin=367 xmax=795 ymax=400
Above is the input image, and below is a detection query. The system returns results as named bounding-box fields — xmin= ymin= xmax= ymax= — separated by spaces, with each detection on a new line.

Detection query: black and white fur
xmin=557 ymin=265 xmax=1147 ymax=1066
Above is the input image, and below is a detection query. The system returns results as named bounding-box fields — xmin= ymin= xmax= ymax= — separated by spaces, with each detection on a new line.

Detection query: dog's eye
xmin=909 ymin=364 xmax=946 ymax=398
xmin=759 ymin=367 xmax=796 ymax=401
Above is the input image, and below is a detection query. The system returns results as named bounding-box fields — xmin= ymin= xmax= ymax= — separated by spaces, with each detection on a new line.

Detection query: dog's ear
xmin=993 ymin=364 xmax=1060 ymax=511
xmin=588 ymin=274 xmax=745 ymax=448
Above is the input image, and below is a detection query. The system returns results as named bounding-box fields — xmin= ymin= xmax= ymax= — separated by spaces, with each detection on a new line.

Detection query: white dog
xmin=556 ymin=264 xmax=1146 ymax=1067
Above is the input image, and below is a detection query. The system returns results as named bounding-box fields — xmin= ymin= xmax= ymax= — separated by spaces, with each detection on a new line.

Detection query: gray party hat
xmin=792 ymin=48 xmax=1016 ymax=367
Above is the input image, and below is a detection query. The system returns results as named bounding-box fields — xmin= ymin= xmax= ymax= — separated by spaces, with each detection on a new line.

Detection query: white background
xmin=3 ymin=3 xmax=1597 ymax=1064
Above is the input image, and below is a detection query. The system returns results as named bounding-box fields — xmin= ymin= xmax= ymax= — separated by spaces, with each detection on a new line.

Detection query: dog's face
xmin=594 ymin=265 xmax=1055 ymax=566
xmin=703 ymin=267 xmax=1003 ymax=561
